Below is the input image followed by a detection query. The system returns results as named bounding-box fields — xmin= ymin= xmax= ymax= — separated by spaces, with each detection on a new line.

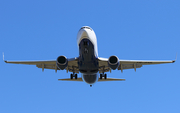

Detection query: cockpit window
xmin=79 ymin=26 xmax=92 ymax=31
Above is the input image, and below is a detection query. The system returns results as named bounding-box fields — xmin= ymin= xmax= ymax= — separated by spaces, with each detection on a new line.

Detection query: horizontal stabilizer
xmin=58 ymin=78 xmax=125 ymax=82
xmin=98 ymin=78 xmax=125 ymax=82
xmin=58 ymin=78 xmax=83 ymax=82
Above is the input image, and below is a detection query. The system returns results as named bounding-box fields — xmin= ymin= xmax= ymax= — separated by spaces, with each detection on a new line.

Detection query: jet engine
xmin=108 ymin=55 xmax=119 ymax=70
xmin=56 ymin=56 xmax=68 ymax=70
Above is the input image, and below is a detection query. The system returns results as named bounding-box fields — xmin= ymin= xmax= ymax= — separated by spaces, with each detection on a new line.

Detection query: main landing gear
xmin=100 ymin=73 xmax=107 ymax=79
xmin=70 ymin=72 xmax=77 ymax=79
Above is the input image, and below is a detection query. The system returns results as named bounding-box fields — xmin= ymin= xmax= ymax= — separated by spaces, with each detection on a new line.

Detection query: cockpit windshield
xmin=79 ymin=26 xmax=92 ymax=31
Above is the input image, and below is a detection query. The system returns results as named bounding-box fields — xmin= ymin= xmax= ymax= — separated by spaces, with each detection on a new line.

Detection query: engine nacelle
xmin=108 ymin=55 xmax=119 ymax=70
xmin=56 ymin=56 xmax=68 ymax=70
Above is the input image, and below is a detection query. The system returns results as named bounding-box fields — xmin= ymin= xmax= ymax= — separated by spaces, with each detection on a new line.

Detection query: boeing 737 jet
xmin=4 ymin=26 xmax=176 ymax=87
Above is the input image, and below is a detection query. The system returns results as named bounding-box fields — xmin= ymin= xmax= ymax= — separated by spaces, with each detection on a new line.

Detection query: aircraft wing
xmin=4 ymin=57 xmax=79 ymax=73
xmin=98 ymin=57 xmax=175 ymax=73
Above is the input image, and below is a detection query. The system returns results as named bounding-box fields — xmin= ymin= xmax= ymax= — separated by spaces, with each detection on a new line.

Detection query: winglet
xmin=2 ymin=52 xmax=7 ymax=63
xmin=172 ymin=53 xmax=177 ymax=63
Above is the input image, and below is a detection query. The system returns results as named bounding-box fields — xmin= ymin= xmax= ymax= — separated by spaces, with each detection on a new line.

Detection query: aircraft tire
xmin=70 ymin=74 xmax=73 ymax=79
xmin=104 ymin=74 xmax=107 ymax=79
xmin=100 ymin=74 xmax=102 ymax=79
xmin=75 ymin=74 xmax=77 ymax=79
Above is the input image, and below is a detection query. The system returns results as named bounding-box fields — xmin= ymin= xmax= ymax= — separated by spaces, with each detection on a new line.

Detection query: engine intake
xmin=56 ymin=56 xmax=68 ymax=70
xmin=108 ymin=55 xmax=119 ymax=70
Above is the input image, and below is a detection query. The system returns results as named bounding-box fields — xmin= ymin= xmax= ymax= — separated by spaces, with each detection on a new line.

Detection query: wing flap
xmin=118 ymin=63 xmax=142 ymax=70
xmin=36 ymin=63 xmax=60 ymax=70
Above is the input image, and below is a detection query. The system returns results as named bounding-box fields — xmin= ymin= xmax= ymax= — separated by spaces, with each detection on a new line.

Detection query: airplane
xmin=4 ymin=26 xmax=176 ymax=87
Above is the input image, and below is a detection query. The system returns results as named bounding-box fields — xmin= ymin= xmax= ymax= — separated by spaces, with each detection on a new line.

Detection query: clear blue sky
xmin=0 ymin=0 xmax=179 ymax=113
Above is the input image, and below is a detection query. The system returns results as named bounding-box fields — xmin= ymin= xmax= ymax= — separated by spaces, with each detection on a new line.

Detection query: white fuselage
xmin=76 ymin=26 xmax=99 ymax=84
xmin=77 ymin=26 xmax=98 ymax=57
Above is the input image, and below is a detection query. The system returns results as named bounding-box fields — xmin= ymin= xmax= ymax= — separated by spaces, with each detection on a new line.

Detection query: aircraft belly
xmin=78 ymin=39 xmax=99 ymax=74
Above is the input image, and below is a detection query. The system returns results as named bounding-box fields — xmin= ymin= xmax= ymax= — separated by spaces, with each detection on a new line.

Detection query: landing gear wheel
xmin=100 ymin=73 xmax=107 ymax=79
xmin=75 ymin=74 xmax=77 ymax=79
xmin=104 ymin=74 xmax=107 ymax=79
xmin=100 ymin=74 xmax=102 ymax=79
xmin=70 ymin=74 xmax=73 ymax=79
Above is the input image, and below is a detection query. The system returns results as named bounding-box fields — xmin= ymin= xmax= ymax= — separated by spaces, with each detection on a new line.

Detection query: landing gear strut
xmin=70 ymin=72 xmax=77 ymax=79
xmin=100 ymin=73 xmax=107 ymax=79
